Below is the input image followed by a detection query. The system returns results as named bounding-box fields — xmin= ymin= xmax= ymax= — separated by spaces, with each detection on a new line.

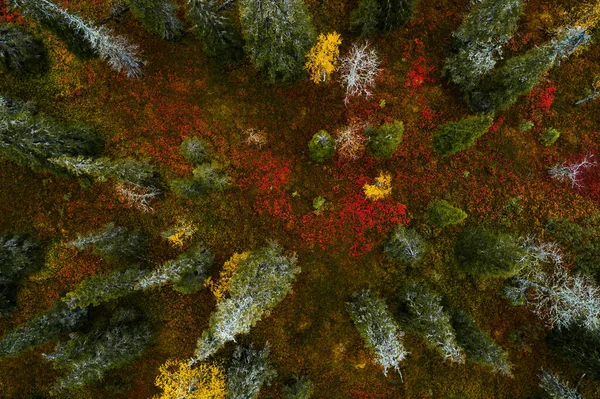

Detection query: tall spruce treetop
xmin=0 ymin=96 xmax=101 ymax=174
xmin=7 ymin=0 xmax=144 ymax=77
xmin=239 ymin=0 xmax=315 ymax=82
xmin=195 ymin=243 xmax=299 ymax=360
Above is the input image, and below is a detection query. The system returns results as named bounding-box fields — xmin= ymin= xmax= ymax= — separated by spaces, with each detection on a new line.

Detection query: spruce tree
xmin=444 ymin=0 xmax=523 ymax=92
xmin=379 ymin=0 xmax=420 ymax=32
xmin=367 ymin=120 xmax=404 ymax=158
xmin=0 ymin=24 xmax=48 ymax=75
xmin=455 ymin=227 xmax=525 ymax=278
xmin=427 ymin=200 xmax=468 ymax=228
xmin=283 ymin=376 xmax=314 ymax=399
xmin=547 ymin=324 xmax=600 ymax=382
xmin=239 ymin=0 xmax=315 ymax=82
xmin=125 ymin=0 xmax=183 ymax=40
xmin=432 ymin=115 xmax=494 ymax=156
xmin=68 ymin=223 xmax=147 ymax=262
xmin=0 ymin=234 xmax=41 ymax=316
xmin=0 ymin=302 xmax=88 ymax=357
xmin=187 ymin=0 xmax=243 ymax=61
xmin=181 ymin=137 xmax=210 ymax=165
xmin=226 ymin=344 xmax=277 ymax=399
xmin=450 ymin=309 xmax=512 ymax=375
xmin=539 ymin=369 xmax=584 ymax=399
xmin=399 ymin=282 xmax=465 ymax=363
xmin=45 ymin=308 xmax=152 ymax=393
xmin=347 ymin=290 xmax=408 ymax=376
xmin=6 ymin=0 xmax=144 ymax=77
xmin=0 ymin=96 xmax=101 ymax=174
xmin=195 ymin=243 xmax=299 ymax=360
xmin=350 ymin=0 xmax=380 ymax=38
xmin=384 ymin=225 xmax=426 ymax=265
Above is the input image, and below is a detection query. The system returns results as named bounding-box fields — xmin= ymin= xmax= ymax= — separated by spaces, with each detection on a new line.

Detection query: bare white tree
xmin=334 ymin=120 xmax=367 ymax=160
xmin=115 ymin=183 xmax=161 ymax=213
xmin=338 ymin=42 xmax=381 ymax=104
xmin=548 ymin=153 xmax=596 ymax=188
xmin=518 ymin=235 xmax=563 ymax=269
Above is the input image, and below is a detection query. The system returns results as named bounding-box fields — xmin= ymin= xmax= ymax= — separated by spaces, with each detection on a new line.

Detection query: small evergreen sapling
xmin=308 ymin=130 xmax=335 ymax=162
xmin=427 ymin=200 xmax=467 ymax=228
xmin=384 ymin=225 xmax=425 ymax=265
xmin=0 ymin=24 xmax=48 ymax=74
xmin=367 ymin=120 xmax=404 ymax=158
xmin=347 ymin=290 xmax=408 ymax=376
xmin=432 ymin=115 xmax=494 ymax=156
xmin=226 ymin=344 xmax=277 ymax=399
xmin=399 ymin=282 xmax=465 ymax=363
xmin=540 ymin=127 xmax=560 ymax=146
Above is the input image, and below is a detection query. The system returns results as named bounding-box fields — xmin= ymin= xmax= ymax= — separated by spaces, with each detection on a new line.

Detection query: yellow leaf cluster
xmin=363 ymin=172 xmax=393 ymax=201
xmin=305 ymin=32 xmax=342 ymax=84
xmin=154 ymin=359 xmax=227 ymax=399
xmin=166 ymin=219 xmax=198 ymax=248
xmin=572 ymin=1 xmax=600 ymax=30
xmin=206 ymin=252 xmax=250 ymax=302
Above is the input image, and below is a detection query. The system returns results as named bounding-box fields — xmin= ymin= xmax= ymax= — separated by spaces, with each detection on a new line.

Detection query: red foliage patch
xmin=0 ymin=0 xmax=22 ymax=23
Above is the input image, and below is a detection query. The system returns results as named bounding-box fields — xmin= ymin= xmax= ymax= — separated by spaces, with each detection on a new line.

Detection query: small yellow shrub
xmin=165 ymin=219 xmax=198 ymax=248
xmin=154 ymin=359 xmax=227 ymax=399
xmin=363 ymin=172 xmax=393 ymax=201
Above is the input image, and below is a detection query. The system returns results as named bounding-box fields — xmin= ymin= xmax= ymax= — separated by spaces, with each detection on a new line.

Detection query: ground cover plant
xmin=1 ymin=0 xmax=600 ymax=397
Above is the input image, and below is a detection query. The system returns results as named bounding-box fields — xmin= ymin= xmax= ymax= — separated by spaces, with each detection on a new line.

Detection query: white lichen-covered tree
xmin=194 ymin=243 xmax=299 ymax=361
xmin=347 ymin=290 xmax=408 ymax=377
xmin=400 ymin=282 xmax=465 ymax=363
xmin=114 ymin=182 xmax=161 ymax=213
xmin=339 ymin=42 xmax=381 ymax=104
xmin=539 ymin=369 xmax=584 ymax=399
xmin=226 ymin=344 xmax=277 ymax=399
xmin=505 ymin=263 xmax=600 ymax=332
xmin=7 ymin=0 xmax=144 ymax=77
xmin=334 ymin=120 xmax=367 ymax=160
xmin=384 ymin=225 xmax=426 ymax=265
xmin=68 ymin=223 xmax=147 ymax=262
xmin=548 ymin=153 xmax=596 ymax=188
xmin=517 ymin=235 xmax=563 ymax=270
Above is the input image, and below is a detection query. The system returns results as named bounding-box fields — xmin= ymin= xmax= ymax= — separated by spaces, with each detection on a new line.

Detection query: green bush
xmin=308 ymin=130 xmax=335 ymax=162
xmin=367 ymin=120 xmax=404 ymax=158
xmin=427 ymin=200 xmax=467 ymax=228
xmin=454 ymin=227 xmax=525 ymax=278
xmin=432 ymin=115 xmax=494 ymax=156
xmin=539 ymin=127 xmax=560 ymax=146
xmin=171 ymin=162 xmax=228 ymax=198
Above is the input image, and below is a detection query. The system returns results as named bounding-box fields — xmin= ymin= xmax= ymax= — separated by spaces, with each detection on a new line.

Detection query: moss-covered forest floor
xmin=2 ymin=0 xmax=600 ymax=397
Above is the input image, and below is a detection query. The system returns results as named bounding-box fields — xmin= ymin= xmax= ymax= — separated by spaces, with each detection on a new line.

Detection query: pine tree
xmin=187 ymin=0 xmax=243 ymax=61
xmin=548 ymin=324 xmax=600 ymax=382
xmin=0 ymin=96 xmax=101 ymax=174
xmin=450 ymin=309 xmax=512 ymax=375
xmin=308 ymin=130 xmax=335 ymax=162
xmin=384 ymin=225 xmax=426 ymax=265
xmin=0 ymin=302 xmax=88 ymax=357
xmin=6 ymin=0 xmax=144 ymax=77
xmin=399 ymin=282 xmax=465 ymax=363
xmin=427 ymin=200 xmax=468 ymax=228
xmin=473 ymin=26 xmax=590 ymax=112
xmin=45 ymin=308 xmax=152 ymax=393
xmin=68 ymin=223 xmax=148 ymax=262
xmin=226 ymin=344 xmax=277 ymax=399
xmin=455 ymin=227 xmax=526 ymax=278
xmin=283 ymin=376 xmax=314 ymax=399
xmin=444 ymin=0 xmax=523 ymax=92
xmin=194 ymin=243 xmax=299 ymax=360
xmin=347 ymin=290 xmax=408 ymax=376
xmin=0 ymin=24 xmax=48 ymax=75
xmin=0 ymin=234 xmax=41 ymax=316
xmin=432 ymin=114 xmax=494 ymax=156
xmin=367 ymin=120 xmax=403 ymax=158
xmin=539 ymin=369 xmax=584 ymax=399
xmin=125 ymin=0 xmax=183 ymax=40
xmin=239 ymin=0 xmax=315 ymax=82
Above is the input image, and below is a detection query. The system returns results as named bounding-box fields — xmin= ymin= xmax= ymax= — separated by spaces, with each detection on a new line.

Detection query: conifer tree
xmin=547 ymin=324 xmax=600 ymax=382
xmin=399 ymin=282 xmax=465 ymax=363
xmin=432 ymin=115 xmax=494 ymax=156
xmin=0 ymin=302 xmax=88 ymax=357
xmin=427 ymin=200 xmax=468 ymax=228
xmin=539 ymin=369 xmax=584 ymax=399
xmin=226 ymin=344 xmax=277 ymax=399
xmin=125 ymin=0 xmax=183 ymax=40
xmin=194 ymin=243 xmax=299 ymax=360
xmin=455 ymin=227 xmax=526 ymax=278
xmin=0 ymin=96 xmax=101 ymax=174
xmin=283 ymin=376 xmax=314 ymax=399
xmin=367 ymin=120 xmax=403 ymax=158
xmin=450 ymin=309 xmax=512 ymax=375
xmin=6 ymin=0 xmax=144 ymax=77
xmin=379 ymin=0 xmax=420 ymax=32
xmin=384 ymin=225 xmax=426 ymax=265
xmin=187 ymin=0 xmax=243 ymax=61
xmin=0 ymin=24 xmax=48 ymax=74
xmin=444 ymin=0 xmax=523 ymax=92
xmin=350 ymin=0 xmax=419 ymax=36
xmin=308 ymin=130 xmax=335 ymax=162
xmin=171 ymin=162 xmax=229 ymax=198
xmin=239 ymin=0 xmax=315 ymax=82
xmin=347 ymin=290 xmax=408 ymax=376
xmin=350 ymin=0 xmax=380 ymax=38
xmin=45 ymin=308 xmax=152 ymax=393
xmin=0 ymin=235 xmax=41 ymax=316
xmin=68 ymin=223 xmax=148 ymax=262
xmin=181 ymin=137 xmax=211 ymax=165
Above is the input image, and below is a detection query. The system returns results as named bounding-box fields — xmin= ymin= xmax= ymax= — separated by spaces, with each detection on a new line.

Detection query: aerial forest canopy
xmin=1 ymin=0 xmax=600 ymax=398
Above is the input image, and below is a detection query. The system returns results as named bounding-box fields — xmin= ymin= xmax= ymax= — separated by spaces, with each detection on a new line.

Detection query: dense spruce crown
xmin=384 ymin=225 xmax=426 ymax=265
xmin=427 ymin=200 xmax=468 ymax=228
xmin=432 ymin=115 xmax=494 ymax=156
xmin=0 ymin=25 xmax=48 ymax=74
